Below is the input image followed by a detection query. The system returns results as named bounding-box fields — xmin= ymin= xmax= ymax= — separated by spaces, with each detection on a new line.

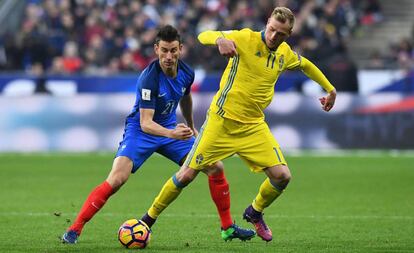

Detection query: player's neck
xmin=160 ymin=65 xmax=178 ymax=78
xmin=268 ymin=42 xmax=282 ymax=51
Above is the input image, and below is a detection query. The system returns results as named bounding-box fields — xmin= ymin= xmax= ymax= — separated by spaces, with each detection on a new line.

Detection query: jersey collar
xmin=261 ymin=30 xmax=266 ymax=44
xmin=261 ymin=30 xmax=276 ymax=52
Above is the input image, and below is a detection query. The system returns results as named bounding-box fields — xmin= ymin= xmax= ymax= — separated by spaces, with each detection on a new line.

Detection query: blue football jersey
xmin=126 ymin=59 xmax=195 ymax=130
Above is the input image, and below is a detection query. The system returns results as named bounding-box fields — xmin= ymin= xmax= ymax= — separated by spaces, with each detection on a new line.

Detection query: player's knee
xmin=175 ymin=166 xmax=198 ymax=185
xmin=279 ymin=171 xmax=291 ymax=185
xmin=214 ymin=161 xmax=224 ymax=171
xmin=267 ymin=165 xmax=291 ymax=185
xmin=204 ymin=161 xmax=224 ymax=176
xmin=178 ymin=174 xmax=193 ymax=185
xmin=279 ymin=166 xmax=292 ymax=182
xmin=107 ymin=156 xmax=132 ymax=190
xmin=214 ymin=161 xmax=225 ymax=171
xmin=107 ymin=172 xmax=129 ymax=191
xmin=277 ymin=167 xmax=291 ymax=184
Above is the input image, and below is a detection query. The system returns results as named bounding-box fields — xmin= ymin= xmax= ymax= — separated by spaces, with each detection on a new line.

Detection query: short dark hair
xmin=155 ymin=25 xmax=181 ymax=44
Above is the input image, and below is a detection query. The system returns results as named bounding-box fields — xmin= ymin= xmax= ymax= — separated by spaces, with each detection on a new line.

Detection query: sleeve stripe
xmin=296 ymin=51 xmax=302 ymax=65
xmin=216 ymin=55 xmax=240 ymax=110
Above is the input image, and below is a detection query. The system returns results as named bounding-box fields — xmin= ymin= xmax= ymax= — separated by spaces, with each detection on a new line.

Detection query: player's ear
xmin=154 ymin=43 xmax=159 ymax=55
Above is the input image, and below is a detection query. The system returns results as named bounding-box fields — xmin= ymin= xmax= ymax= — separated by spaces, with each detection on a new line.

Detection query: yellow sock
xmin=147 ymin=178 xmax=182 ymax=219
xmin=252 ymin=178 xmax=282 ymax=212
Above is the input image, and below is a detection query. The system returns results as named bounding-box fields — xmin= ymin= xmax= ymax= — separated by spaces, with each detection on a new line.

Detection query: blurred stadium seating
xmin=0 ymin=0 xmax=412 ymax=93
xmin=0 ymin=0 xmax=411 ymax=73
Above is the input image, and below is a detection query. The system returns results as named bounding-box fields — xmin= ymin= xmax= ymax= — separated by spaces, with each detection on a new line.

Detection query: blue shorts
xmin=115 ymin=127 xmax=195 ymax=173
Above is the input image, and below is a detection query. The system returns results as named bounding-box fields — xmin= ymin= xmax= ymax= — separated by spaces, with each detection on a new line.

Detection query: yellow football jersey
xmin=198 ymin=29 xmax=303 ymax=123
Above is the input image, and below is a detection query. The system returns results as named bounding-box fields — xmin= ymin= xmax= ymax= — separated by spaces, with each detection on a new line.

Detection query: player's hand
xmin=216 ymin=38 xmax=238 ymax=58
xmin=171 ymin=123 xmax=194 ymax=140
xmin=191 ymin=128 xmax=199 ymax=137
xmin=319 ymin=89 xmax=336 ymax=112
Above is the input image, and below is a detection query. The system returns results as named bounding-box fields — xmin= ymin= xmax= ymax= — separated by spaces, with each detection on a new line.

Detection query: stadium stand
xmin=1 ymin=0 xmax=406 ymax=74
xmin=0 ymin=0 xmax=413 ymax=93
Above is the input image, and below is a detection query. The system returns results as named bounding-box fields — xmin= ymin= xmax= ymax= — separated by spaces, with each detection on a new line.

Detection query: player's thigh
xmin=115 ymin=133 xmax=157 ymax=173
xmin=157 ymin=137 xmax=195 ymax=165
xmin=184 ymin=112 xmax=235 ymax=170
xmin=238 ymin=122 xmax=287 ymax=173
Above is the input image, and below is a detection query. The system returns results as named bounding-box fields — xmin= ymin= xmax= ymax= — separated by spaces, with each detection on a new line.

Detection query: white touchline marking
xmin=1 ymin=212 xmax=413 ymax=220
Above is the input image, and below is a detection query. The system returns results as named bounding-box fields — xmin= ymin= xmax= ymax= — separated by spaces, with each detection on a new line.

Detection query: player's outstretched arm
xmin=198 ymin=31 xmax=237 ymax=58
xmin=198 ymin=30 xmax=226 ymax=45
xmin=140 ymin=108 xmax=193 ymax=140
xmin=300 ymin=57 xmax=336 ymax=112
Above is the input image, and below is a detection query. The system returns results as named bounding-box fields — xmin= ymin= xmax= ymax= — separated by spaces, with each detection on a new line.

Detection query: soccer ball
xmin=118 ymin=219 xmax=151 ymax=249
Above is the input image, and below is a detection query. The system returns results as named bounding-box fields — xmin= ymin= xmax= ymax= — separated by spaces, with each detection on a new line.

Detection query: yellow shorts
xmin=184 ymin=111 xmax=287 ymax=172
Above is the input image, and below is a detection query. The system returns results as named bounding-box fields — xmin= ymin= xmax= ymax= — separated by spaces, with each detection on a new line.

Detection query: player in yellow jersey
xmin=142 ymin=7 xmax=336 ymax=242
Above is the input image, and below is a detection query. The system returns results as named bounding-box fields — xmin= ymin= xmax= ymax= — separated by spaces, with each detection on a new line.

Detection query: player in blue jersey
xmin=62 ymin=25 xmax=255 ymax=244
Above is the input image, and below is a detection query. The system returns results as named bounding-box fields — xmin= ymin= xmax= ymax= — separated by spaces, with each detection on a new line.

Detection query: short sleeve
xmin=138 ymin=64 xmax=159 ymax=109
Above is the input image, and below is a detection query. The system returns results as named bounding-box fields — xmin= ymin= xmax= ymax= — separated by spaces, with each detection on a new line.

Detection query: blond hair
xmin=271 ymin=7 xmax=295 ymax=30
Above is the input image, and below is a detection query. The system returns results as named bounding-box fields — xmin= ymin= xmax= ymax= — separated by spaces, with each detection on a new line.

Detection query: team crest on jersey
xmin=278 ymin=55 xmax=284 ymax=71
xmin=255 ymin=51 xmax=261 ymax=57
xmin=195 ymin=153 xmax=204 ymax=164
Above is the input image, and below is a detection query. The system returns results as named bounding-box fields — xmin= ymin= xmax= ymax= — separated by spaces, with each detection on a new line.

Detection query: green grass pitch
xmin=0 ymin=152 xmax=413 ymax=253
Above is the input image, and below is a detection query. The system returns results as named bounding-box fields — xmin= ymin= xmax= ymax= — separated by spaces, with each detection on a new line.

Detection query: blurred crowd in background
xmin=0 ymin=0 xmax=412 ymax=76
